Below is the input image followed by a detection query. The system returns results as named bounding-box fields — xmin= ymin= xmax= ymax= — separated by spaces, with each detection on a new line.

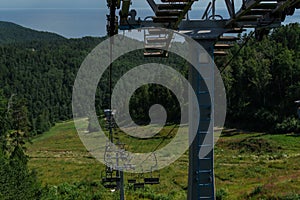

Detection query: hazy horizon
xmin=0 ymin=7 xmax=299 ymax=38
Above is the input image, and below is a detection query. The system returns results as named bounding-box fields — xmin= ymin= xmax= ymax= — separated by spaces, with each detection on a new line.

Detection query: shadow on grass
xmin=221 ymin=128 xmax=266 ymax=138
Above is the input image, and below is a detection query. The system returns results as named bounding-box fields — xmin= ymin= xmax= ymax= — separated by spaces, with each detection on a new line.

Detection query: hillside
xmin=0 ymin=22 xmax=299 ymax=137
xmin=0 ymin=21 xmax=300 ymax=199
xmin=0 ymin=21 xmax=65 ymax=44
xmin=26 ymin=121 xmax=300 ymax=199
xmin=0 ymin=25 xmax=105 ymax=135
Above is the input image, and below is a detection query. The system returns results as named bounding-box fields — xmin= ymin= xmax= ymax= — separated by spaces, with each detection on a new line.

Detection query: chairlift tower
xmin=106 ymin=0 xmax=300 ymax=199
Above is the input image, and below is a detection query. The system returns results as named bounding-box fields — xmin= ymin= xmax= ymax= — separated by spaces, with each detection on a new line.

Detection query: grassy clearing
xmin=215 ymin=130 xmax=300 ymax=199
xmin=26 ymin=122 xmax=300 ymax=199
xmin=26 ymin=121 xmax=103 ymax=185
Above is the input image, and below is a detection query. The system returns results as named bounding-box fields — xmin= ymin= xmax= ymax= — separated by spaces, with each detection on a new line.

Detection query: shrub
xmin=275 ymin=117 xmax=300 ymax=133
xmin=280 ymin=193 xmax=300 ymax=200
xmin=0 ymin=151 xmax=41 ymax=200
xmin=216 ymin=188 xmax=228 ymax=200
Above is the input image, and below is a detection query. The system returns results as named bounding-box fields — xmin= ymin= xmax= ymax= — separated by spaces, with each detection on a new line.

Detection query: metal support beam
xmin=225 ymin=0 xmax=234 ymax=18
xmin=147 ymin=0 xmax=158 ymax=13
xmin=188 ymin=39 xmax=215 ymax=200
xmin=120 ymin=171 xmax=125 ymax=200
xmin=202 ymin=2 xmax=212 ymax=20
xmin=120 ymin=0 xmax=131 ymax=19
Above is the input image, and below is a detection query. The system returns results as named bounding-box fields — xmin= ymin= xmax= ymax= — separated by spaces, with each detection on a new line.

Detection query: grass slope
xmin=26 ymin=122 xmax=300 ymax=199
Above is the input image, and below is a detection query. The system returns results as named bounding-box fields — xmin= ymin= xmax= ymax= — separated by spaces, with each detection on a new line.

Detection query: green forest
xmin=0 ymin=21 xmax=300 ymax=199
xmin=217 ymin=23 xmax=300 ymax=132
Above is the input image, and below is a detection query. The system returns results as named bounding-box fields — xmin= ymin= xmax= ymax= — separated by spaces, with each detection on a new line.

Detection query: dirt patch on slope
xmin=227 ymin=138 xmax=282 ymax=154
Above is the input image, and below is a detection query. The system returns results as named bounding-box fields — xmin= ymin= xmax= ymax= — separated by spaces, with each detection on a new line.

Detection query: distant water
xmin=0 ymin=8 xmax=299 ymax=38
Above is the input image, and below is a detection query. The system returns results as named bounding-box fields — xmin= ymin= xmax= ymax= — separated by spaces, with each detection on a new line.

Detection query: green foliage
xmin=27 ymin=121 xmax=300 ymax=200
xmin=88 ymin=114 xmax=100 ymax=133
xmin=35 ymin=109 xmax=51 ymax=134
xmin=1 ymin=22 xmax=300 ymax=198
xmin=0 ymin=91 xmax=9 ymax=152
xmin=0 ymin=153 xmax=41 ymax=200
xmin=0 ymin=22 xmax=188 ymax=135
xmin=0 ymin=21 xmax=65 ymax=44
xmin=281 ymin=193 xmax=300 ymax=200
xmin=228 ymin=138 xmax=282 ymax=154
xmin=0 ymin=90 xmax=41 ymax=200
xmin=218 ymin=23 xmax=300 ymax=133
xmin=2 ymin=21 xmax=299 ymax=134
xmin=0 ymin=29 xmax=104 ymax=134
xmin=129 ymin=84 xmax=181 ymax=124
xmin=40 ymin=182 xmax=107 ymax=200
xmin=275 ymin=117 xmax=300 ymax=133
xmin=126 ymin=185 xmax=172 ymax=200
xmin=216 ymin=188 xmax=228 ymax=200
xmin=250 ymin=185 xmax=263 ymax=196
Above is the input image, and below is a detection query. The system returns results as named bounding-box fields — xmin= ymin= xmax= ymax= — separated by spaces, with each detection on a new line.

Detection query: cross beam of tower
xmin=106 ymin=0 xmax=300 ymax=199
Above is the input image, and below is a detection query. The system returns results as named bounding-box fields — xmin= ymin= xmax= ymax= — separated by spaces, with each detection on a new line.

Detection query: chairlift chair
xmin=128 ymin=173 xmax=145 ymax=189
xmin=127 ymin=172 xmax=137 ymax=184
xmin=101 ymin=167 xmax=120 ymax=189
xmin=143 ymin=153 xmax=160 ymax=185
xmin=127 ymin=179 xmax=136 ymax=184
xmin=144 ymin=177 xmax=160 ymax=185
xmin=133 ymin=182 xmax=145 ymax=189
xmin=143 ymin=169 xmax=160 ymax=185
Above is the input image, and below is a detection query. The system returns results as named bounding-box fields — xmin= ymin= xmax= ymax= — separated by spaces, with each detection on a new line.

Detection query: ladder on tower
xmin=186 ymin=42 xmax=216 ymax=199
xmin=147 ymin=0 xmax=198 ymax=28
xmin=214 ymin=28 xmax=244 ymax=57
xmin=144 ymin=28 xmax=173 ymax=57
xmin=143 ymin=0 xmax=198 ymax=58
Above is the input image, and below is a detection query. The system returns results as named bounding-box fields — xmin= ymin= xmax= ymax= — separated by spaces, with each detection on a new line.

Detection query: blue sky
xmin=0 ymin=0 xmax=106 ymax=8
xmin=0 ymin=0 xmax=150 ymax=9
xmin=0 ymin=0 xmax=298 ymax=38
xmin=0 ymin=0 xmax=228 ymax=9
